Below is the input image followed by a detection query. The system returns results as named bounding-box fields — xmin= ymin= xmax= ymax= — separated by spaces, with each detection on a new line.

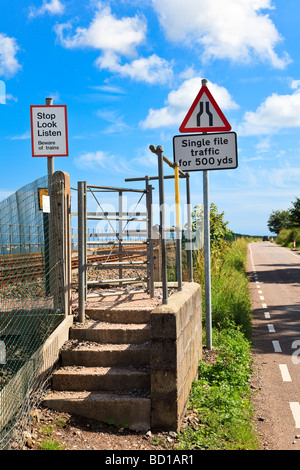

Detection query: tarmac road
xmin=248 ymin=241 xmax=300 ymax=450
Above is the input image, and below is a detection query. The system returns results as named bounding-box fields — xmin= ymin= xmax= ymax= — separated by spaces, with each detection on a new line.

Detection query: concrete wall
xmin=150 ymin=282 xmax=202 ymax=431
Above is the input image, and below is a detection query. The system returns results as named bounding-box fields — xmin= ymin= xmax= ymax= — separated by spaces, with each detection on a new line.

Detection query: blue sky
xmin=1 ymin=0 xmax=300 ymax=235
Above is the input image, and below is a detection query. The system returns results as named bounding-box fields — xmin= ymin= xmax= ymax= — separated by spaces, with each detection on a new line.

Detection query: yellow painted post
xmin=175 ymin=164 xmax=180 ymax=228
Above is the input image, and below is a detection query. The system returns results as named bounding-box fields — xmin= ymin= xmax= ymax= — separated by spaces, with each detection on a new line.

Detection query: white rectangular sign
xmin=30 ymin=105 xmax=68 ymax=157
xmin=42 ymin=195 xmax=50 ymax=213
xmin=173 ymin=132 xmax=238 ymax=172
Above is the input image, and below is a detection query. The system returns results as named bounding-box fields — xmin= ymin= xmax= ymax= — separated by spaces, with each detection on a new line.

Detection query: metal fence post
xmin=118 ymin=190 xmax=123 ymax=287
xmin=156 ymin=146 xmax=168 ymax=304
xmin=146 ymin=177 xmax=154 ymax=298
xmin=78 ymin=181 xmax=87 ymax=323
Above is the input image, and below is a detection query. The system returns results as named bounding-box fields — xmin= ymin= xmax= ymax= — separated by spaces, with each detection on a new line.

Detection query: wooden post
xmin=51 ymin=171 xmax=72 ymax=316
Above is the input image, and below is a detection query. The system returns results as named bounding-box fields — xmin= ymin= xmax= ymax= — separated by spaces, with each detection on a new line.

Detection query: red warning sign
xmin=179 ymin=84 xmax=231 ymax=133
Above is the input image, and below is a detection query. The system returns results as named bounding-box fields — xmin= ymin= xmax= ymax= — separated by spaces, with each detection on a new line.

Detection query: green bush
xmin=276 ymin=227 xmax=300 ymax=248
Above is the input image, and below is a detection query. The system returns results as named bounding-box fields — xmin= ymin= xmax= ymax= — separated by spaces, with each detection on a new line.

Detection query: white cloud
xmin=96 ymin=53 xmax=173 ymax=85
xmin=0 ymin=34 xmax=21 ymax=78
xmin=238 ymin=91 xmax=300 ymax=135
xmin=255 ymin=136 xmax=271 ymax=153
xmin=90 ymin=84 xmax=126 ymax=94
xmin=55 ymin=5 xmax=145 ymax=54
xmin=74 ymin=149 xmax=132 ymax=174
xmin=10 ymin=131 xmax=30 ymax=141
xmin=74 ymin=150 xmax=108 ymax=170
xmin=131 ymin=145 xmax=158 ymax=168
xmin=140 ymin=77 xmax=238 ymax=129
xmin=235 ymin=164 xmax=300 ymax=190
xmin=29 ymin=0 xmax=65 ymax=18
xmin=290 ymin=79 xmax=300 ymax=91
xmin=55 ymin=3 xmax=173 ymax=84
xmin=151 ymin=0 xmax=290 ymax=69
xmin=96 ymin=109 xmax=131 ymax=134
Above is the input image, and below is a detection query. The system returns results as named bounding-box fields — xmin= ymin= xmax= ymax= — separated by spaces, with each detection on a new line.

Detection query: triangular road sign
xmin=179 ymin=84 xmax=231 ymax=133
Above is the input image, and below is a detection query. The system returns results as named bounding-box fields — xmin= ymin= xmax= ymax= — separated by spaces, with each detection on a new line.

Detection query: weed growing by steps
xmin=175 ymin=239 xmax=259 ymax=450
xmin=32 ymin=415 xmax=67 ymax=450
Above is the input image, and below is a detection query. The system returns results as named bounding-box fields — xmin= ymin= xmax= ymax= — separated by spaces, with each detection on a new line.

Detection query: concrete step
xmin=61 ymin=341 xmax=150 ymax=367
xmin=85 ymin=308 xmax=152 ymax=324
xmin=43 ymin=390 xmax=150 ymax=431
xmin=52 ymin=366 xmax=150 ymax=391
xmin=70 ymin=320 xmax=150 ymax=344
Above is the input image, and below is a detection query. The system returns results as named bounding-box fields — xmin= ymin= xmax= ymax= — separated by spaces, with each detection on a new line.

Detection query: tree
xmin=267 ymin=209 xmax=290 ymax=234
xmin=289 ymin=197 xmax=300 ymax=227
xmin=191 ymin=202 xmax=232 ymax=254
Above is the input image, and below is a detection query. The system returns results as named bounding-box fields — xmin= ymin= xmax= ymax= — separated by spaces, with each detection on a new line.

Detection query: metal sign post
xmin=175 ymin=78 xmax=238 ymax=350
xmin=203 ymin=169 xmax=212 ymax=350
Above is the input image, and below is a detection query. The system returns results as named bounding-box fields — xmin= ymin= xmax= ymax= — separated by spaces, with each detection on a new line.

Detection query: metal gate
xmin=76 ymin=181 xmax=154 ymax=322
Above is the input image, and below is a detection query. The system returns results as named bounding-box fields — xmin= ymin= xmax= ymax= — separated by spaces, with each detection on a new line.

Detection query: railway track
xmin=0 ymin=245 xmax=148 ymax=287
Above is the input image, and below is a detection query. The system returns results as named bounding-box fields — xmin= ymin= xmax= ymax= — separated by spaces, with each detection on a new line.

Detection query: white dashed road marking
xmin=290 ymin=403 xmax=300 ymax=428
xmin=272 ymin=340 xmax=282 ymax=353
xmin=279 ymin=364 xmax=292 ymax=382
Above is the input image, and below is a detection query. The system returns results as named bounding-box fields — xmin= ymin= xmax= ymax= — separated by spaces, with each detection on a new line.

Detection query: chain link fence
xmin=0 ymin=174 xmax=67 ymax=449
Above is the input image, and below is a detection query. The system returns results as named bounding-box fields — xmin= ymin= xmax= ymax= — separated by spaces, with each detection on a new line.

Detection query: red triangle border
xmin=179 ymin=85 xmax=231 ymax=133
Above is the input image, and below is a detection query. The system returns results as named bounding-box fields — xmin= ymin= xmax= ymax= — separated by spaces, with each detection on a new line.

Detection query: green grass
xmin=174 ymin=239 xmax=259 ymax=450
xmin=211 ymin=239 xmax=252 ymax=339
xmin=176 ymin=328 xmax=258 ymax=450
xmin=39 ymin=438 xmax=66 ymax=451
xmin=35 ymin=418 xmax=67 ymax=450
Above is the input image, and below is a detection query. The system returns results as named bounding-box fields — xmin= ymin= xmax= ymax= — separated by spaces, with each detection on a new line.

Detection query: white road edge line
xmin=290 ymin=402 xmax=300 ymax=428
xmin=279 ymin=364 xmax=292 ymax=382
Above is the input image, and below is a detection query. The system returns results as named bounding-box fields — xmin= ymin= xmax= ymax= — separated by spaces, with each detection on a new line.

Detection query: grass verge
xmin=175 ymin=239 xmax=259 ymax=450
